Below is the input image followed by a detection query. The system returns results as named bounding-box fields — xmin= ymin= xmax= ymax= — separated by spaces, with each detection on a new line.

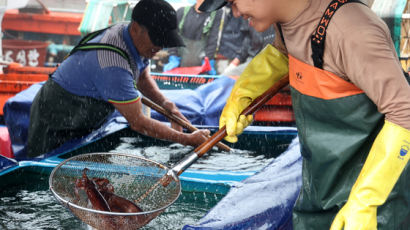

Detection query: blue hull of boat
xmin=0 ymin=124 xmax=298 ymax=194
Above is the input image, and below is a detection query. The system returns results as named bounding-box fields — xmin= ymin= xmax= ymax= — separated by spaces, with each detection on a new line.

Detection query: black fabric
xmin=72 ymin=43 xmax=131 ymax=65
xmin=65 ymin=26 xmax=111 ymax=59
xmin=27 ymin=79 xmax=114 ymax=157
xmin=27 ymin=29 xmax=138 ymax=158
xmin=68 ymin=26 xmax=132 ymax=66
xmin=218 ymin=9 xmax=250 ymax=62
xmin=247 ymin=26 xmax=276 ymax=58
xmin=310 ymin=0 xmax=364 ymax=69
xmin=198 ymin=0 xmax=227 ymax=13
xmin=65 ymin=27 xmax=133 ymax=69
xmin=276 ymin=23 xmax=286 ymax=47
xmin=131 ymin=0 xmax=184 ymax=48
xmin=403 ymin=70 xmax=410 ymax=84
xmin=168 ymin=6 xmax=222 ymax=59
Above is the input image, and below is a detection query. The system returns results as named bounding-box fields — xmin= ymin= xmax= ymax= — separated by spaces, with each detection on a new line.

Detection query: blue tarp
xmin=3 ymin=75 xmax=302 ymax=229
xmin=0 ymin=155 xmax=18 ymax=172
xmin=184 ymin=137 xmax=302 ymax=230
xmin=3 ymin=76 xmax=236 ymax=160
xmin=151 ymin=76 xmax=236 ymax=125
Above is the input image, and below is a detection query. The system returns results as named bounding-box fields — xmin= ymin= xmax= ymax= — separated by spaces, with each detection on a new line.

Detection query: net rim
xmin=49 ymin=152 xmax=182 ymax=216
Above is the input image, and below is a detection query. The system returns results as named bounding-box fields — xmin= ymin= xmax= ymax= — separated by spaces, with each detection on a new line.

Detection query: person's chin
xmin=252 ymin=22 xmax=271 ymax=32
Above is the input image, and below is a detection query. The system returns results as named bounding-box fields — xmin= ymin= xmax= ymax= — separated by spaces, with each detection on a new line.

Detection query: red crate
xmin=2 ymin=39 xmax=49 ymax=67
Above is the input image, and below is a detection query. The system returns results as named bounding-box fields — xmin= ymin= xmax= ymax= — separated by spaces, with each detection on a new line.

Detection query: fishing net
xmin=49 ymin=152 xmax=181 ymax=230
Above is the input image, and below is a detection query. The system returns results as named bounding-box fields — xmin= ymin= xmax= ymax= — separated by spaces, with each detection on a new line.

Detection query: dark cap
xmin=132 ymin=0 xmax=184 ymax=48
xmin=198 ymin=0 xmax=227 ymax=12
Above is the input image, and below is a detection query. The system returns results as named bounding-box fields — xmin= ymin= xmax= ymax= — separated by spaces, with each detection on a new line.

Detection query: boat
xmin=0 ymin=0 xmax=295 ymax=123
xmin=0 ymin=71 xmax=299 ymax=229
xmin=0 ymin=123 xmax=298 ymax=191
xmin=1 ymin=73 xmax=297 ymax=172
xmin=0 ymin=114 xmax=300 ymax=229
xmin=0 ymin=124 xmax=301 ymax=229
xmin=0 ymin=112 xmax=300 ymax=229
xmin=0 ymin=0 xmax=407 ymax=229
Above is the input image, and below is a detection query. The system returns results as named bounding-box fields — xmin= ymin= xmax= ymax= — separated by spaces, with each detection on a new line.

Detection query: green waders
xmin=286 ymin=0 xmax=410 ymax=229
xmin=27 ymin=79 xmax=114 ymax=157
xmin=27 ymin=28 xmax=132 ymax=157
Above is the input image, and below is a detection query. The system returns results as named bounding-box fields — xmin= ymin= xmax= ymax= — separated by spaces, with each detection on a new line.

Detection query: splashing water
xmin=0 ymin=134 xmax=290 ymax=229
xmin=0 ymin=174 xmax=223 ymax=230
xmin=111 ymin=137 xmax=273 ymax=172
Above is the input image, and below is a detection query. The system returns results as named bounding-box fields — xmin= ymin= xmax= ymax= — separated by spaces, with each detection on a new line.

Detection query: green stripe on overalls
xmin=66 ymin=27 xmax=132 ymax=66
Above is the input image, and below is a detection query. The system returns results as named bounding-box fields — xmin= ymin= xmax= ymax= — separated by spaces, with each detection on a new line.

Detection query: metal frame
xmin=49 ymin=152 xmax=181 ymax=216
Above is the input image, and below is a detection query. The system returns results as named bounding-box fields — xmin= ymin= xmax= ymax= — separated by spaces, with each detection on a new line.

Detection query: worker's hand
xmin=163 ymin=55 xmax=181 ymax=72
xmin=152 ymin=50 xmax=169 ymax=60
xmin=223 ymin=58 xmax=240 ymax=75
xmin=219 ymin=45 xmax=289 ymax=143
xmin=330 ymin=200 xmax=377 ymax=230
xmin=162 ymin=100 xmax=189 ymax=132
xmin=220 ymin=104 xmax=253 ymax=143
xmin=330 ymin=121 xmax=410 ymax=230
xmin=186 ymin=129 xmax=210 ymax=147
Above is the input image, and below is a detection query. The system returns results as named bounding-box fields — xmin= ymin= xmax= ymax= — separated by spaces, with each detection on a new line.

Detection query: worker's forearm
xmin=130 ymin=115 xmax=189 ymax=145
xmin=137 ymin=71 xmax=168 ymax=106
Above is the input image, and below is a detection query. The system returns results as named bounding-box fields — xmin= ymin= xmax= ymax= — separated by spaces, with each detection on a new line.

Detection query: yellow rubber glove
xmin=219 ymin=45 xmax=288 ymax=143
xmin=330 ymin=120 xmax=410 ymax=230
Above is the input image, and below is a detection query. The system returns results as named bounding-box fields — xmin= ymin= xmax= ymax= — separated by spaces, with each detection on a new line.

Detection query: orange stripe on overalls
xmin=289 ymin=55 xmax=363 ymax=100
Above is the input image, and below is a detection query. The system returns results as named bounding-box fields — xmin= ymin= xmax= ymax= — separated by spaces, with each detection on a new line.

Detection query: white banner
xmin=4 ymin=0 xmax=30 ymax=10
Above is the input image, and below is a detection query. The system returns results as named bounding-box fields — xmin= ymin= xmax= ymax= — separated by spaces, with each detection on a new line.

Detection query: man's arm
xmin=137 ymin=67 xmax=189 ymax=131
xmin=339 ymin=22 xmax=410 ymax=129
xmin=137 ymin=67 xmax=167 ymax=105
xmin=98 ymin=66 xmax=207 ymax=146
xmin=113 ymin=99 xmax=208 ymax=146
xmin=330 ymin=7 xmax=410 ymax=230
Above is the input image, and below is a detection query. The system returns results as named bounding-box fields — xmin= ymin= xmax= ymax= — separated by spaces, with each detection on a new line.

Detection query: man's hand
xmin=186 ymin=129 xmax=210 ymax=147
xmin=162 ymin=100 xmax=189 ymax=132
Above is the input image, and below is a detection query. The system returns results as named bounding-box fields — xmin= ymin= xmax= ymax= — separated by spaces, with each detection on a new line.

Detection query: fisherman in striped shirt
xmin=27 ymin=0 xmax=209 ymax=158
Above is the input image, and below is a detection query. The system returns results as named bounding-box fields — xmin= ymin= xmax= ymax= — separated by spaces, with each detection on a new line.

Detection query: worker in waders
xmin=201 ymin=0 xmax=410 ymax=229
xmin=163 ymin=0 xmax=222 ymax=74
xmin=27 ymin=0 xmax=210 ymax=158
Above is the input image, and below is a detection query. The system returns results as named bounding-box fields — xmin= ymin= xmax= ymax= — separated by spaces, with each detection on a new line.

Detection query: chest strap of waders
xmin=65 ymin=26 xmax=132 ymax=67
xmin=311 ymin=0 xmax=365 ymax=69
